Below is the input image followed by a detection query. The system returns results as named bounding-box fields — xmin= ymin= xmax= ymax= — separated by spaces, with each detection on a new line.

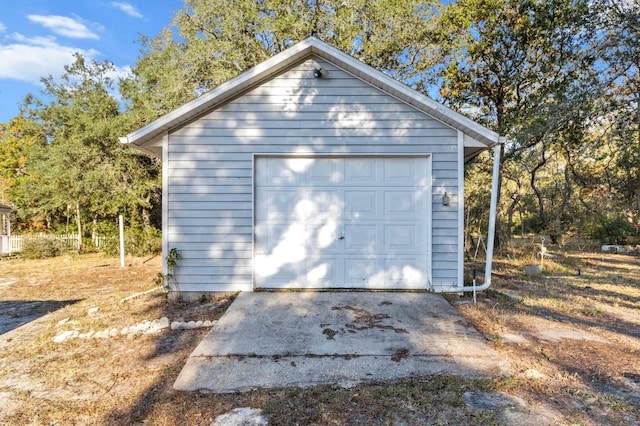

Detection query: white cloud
xmin=0 ymin=34 xmax=100 ymax=83
xmin=107 ymin=64 xmax=133 ymax=82
xmin=27 ymin=15 xmax=99 ymax=40
xmin=111 ymin=2 xmax=144 ymax=19
xmin=0 ymin=22 xmax=6 ymax=33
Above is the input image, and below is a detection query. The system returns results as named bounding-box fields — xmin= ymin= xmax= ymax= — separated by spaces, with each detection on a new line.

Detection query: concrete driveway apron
xmin=174 ymin=292 xmax=511 ymax=393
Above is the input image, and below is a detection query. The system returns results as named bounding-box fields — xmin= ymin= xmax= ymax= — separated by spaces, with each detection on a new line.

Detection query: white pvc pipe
xmin=450 ymin=141 xmax=502 ymax=293
xmin=119 ymin=215 xmax=125 ymax=268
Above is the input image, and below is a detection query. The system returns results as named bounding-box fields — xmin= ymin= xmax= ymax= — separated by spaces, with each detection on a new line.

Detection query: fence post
xmin=119 ymin=215 xmax=125 ymax=267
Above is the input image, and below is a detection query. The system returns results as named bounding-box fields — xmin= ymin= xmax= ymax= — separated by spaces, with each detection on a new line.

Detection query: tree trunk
xmin=506 ymin=194 xmax=521 ymax=239
xmin=142 ymin=207 xmax=151 ymax=228
xmin=636 ymin=91 xmax=640 ymax=224
xmin=492 ymin=143 xmax=506 ymax=250
xmin=530 ymin=151 xmax=548 ymax=230
xmin=65 ymin=205 xmax=70 ymax=234
xmin=92 ymin=217 xmax=97 ymax=247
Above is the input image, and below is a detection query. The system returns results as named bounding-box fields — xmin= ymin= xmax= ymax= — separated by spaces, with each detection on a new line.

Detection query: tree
xmin=592 ymin=0 xmax=640 ymax=226
xmin=18 ymin=55 xmax=161 ymax=245
xmin=121 ymin=0 xmax=444 ymax=122
xmin=434 ymin=0 xmax=597 ymax=243
xmin=0 ymin=115 xmax=45 ymax=205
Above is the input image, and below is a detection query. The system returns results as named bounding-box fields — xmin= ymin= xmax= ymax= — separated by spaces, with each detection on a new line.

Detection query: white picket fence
xmin=9 ymin=233 xmax=113 ymax=253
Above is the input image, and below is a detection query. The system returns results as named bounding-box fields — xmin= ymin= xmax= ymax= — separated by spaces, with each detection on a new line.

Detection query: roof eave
xmin=122 ymin=38 xmax=318 ymax=149
xmin=122 ymin=36 xmax=503 ymax=151
xmin=307 ymin=39 xmax=501 ymax=148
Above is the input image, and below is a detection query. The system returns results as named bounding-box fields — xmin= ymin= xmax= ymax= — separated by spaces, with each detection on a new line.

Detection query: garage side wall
xmin=166 ymin=57 xmax=460 ymax=293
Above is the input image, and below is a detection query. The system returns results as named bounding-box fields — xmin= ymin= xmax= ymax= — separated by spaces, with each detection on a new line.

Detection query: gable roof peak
xmin=121 ymin=36 xmax=501 ymax=159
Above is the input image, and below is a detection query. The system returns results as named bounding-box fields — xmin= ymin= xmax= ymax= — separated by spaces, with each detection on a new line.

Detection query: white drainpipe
xmin=446 ymin=140 xmax=503 ymax=293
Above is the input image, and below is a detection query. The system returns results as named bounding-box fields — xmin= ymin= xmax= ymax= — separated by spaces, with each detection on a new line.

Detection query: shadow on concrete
xmin=173 ymin=292 xmax=512 ymax=393
xmin=0 ymin=300 xmax=81 ymax=335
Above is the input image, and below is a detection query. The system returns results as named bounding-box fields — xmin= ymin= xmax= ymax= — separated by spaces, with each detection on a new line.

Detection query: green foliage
xmin=517 ymin=214 xmax=546 ymax=235
xmin=589 ymin=217 xmax=633 ymax=245
xmin=1 ymin=0 xmax=639 ymax=254
xmin=166 ymin=247 xmax=181 ymax=271
xmin=0 ymin=115 xmax=46 ymax=206
xmin=155 ymin=247 xmax=181 ymax=292
xmin=12 ymin=54 xmax=161 ymax=233
xmin=20 ymin=237 xmax=61 ymax=259
xmin=121 ymin=0 xmax=444 ymax=117
xmin=101 ymin=226 xmax=162 ymax=257
xmin=125 ymin=227 xmax=163 ymax=256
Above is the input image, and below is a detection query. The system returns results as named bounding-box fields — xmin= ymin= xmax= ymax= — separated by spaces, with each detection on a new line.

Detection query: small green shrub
xmin=101 ymin=226 xmax=162 ymax=256
xmin=590 ymin=217 xmax=632 ymax=245
xmin=516 ymin=214 xmax=545 ymax=235
xmin=20 ymin=236 xmax=61 ymax=259
xmin=126 ymin=226 xmax=162 ymax=256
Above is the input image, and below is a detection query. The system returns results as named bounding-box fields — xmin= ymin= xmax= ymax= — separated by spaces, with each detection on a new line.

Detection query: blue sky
xmin=0 ymin=0 xmax=183 ymax=123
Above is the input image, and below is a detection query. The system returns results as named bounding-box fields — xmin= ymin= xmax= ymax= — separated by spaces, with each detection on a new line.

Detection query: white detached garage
xmin=121 ymin=37 xmax=503 ymax=297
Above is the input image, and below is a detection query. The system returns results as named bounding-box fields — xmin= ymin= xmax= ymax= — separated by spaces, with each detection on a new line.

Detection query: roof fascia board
xmin=463 ymin=134 xmax=488 ymax=148
xmin=122 ymin=36 xmax=502 ymax=150
xmin=308 ymin=38 xmax=501 ymax=147
xmin=123 ymin=39 xmax=317 ymax=148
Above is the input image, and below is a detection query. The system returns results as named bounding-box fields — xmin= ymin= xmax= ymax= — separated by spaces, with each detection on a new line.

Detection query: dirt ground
xmin=0 ymin=250 xmax=639 ymax=425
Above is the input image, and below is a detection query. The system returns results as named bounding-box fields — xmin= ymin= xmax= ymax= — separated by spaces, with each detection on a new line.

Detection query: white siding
xmin=167 ymin=57 xmax=459 ymax=292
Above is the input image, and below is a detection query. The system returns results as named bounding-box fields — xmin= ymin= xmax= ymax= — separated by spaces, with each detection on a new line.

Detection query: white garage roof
xmin=120 ymin=37 xmax=502 ymax=160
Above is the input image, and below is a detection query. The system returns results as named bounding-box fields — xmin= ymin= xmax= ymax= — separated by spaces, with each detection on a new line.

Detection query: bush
xmin=590 ymin=217 xmax=633 ymax=245
xmin=516 ymin=214 xmax=545 ymax=235
xmin=101 ymin=227 xmax=162 ymax=257
xmin=20 ymin=236 xmax=61 ymax=259
xmin=125 ymin=227 xmax=162 ymax=256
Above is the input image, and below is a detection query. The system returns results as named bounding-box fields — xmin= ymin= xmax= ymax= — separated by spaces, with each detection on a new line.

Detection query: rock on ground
xmin=211 ymin=407 xmax=268 ymax=426
xmin=464 ymin=391 xmax=559 ymax=426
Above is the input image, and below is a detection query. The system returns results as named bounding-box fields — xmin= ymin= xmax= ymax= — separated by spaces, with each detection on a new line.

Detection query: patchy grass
xmin=1 ymin=250 xmax=639 ymax=425
xmin=456 ymin=250 xmax=640 ymax=425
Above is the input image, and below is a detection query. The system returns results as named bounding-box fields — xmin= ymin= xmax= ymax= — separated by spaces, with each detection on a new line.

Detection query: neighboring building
xmin=0 ymin=203 xmax=12 ymax=256
xmin=121 ymin=37 xmax=502 ymax=298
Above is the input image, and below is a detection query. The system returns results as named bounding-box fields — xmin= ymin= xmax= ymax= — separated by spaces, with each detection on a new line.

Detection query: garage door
xmin=254 ymin=156 xmax=431 ymax=289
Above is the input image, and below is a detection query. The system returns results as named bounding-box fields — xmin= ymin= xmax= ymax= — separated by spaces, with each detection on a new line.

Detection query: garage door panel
xmin=345 ymin=158 xmax=378 ymax=183
xmin=254 ymin=254 xmax=304 ymax=284
xmin=384 ymin=224 xmax=416 ymax=251
xmin=258 ymin=190 xmax=344 ymax=225
xmin=305 ymin=258 xmax=339 ymax=286
xmin=384 ymin=158 xmax=424 ymax=183
xmin=383 ymin=223 xmax=428 ymax=252
xmin=345 ymin=258 xmax=375 ymax=283
xmin=256 ymin=223 xmax=344 ymax=255
xmin=385 ymin=191 xmax=423 ymax=218
xmin=344 ymin=256 xmax=429 ymax=287
xmin=257 ymin=189 xmax=299 ymax=218
xmin=254 ymin=223 xmax=295 ymax=253
xmin=259 ymin=158 xmax=305 ymax=185
xmin=299 ymin=190 xmax=344 ymax=223
xmin=254 ymin=223 xmax=310 ymax=259
xmin=344 ymin=224 xmax=377 ymax=251
xmin=255 ymin=156 xmax=430 ymax=289
xmin=345 ymin=190 xmax=378 ymax=219
xmin=382 ymin=257 xmax=429 ymax=287
xmin=307 ymin=158 xmax=344 ymax=184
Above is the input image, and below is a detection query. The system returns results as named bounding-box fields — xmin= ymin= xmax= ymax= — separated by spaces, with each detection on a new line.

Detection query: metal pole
xmin=472 ymin=267 xmax=477 ymax=304
xmin=119 ymin=215 xmax=125 ymax=268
